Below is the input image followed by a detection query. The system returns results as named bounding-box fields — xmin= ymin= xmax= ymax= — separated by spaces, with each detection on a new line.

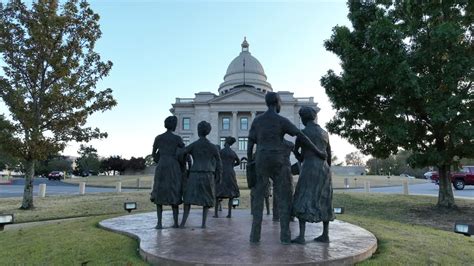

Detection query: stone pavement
xmin=100 ymin=209 xmax=377 ymax=265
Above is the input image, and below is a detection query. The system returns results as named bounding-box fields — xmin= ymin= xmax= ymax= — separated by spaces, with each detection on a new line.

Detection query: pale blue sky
xmin=1 ymin=0 xmax=360 ymax=162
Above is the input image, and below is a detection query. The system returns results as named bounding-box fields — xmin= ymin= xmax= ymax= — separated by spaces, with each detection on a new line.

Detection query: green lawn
xmin=0 ymin=215 xmax=147 ymax=265
xmin=63 ymin=174 xmax=428 ymax=189
xmin=1 ymin=192 xmax=473 ymax=265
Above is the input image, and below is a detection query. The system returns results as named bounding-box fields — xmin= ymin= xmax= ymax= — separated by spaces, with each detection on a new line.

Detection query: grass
xmin=0 ymin=190 xmax=251 ymax=223
xmin=1 ymin=192 xmax=473 ymax=265
xmin=0 ymin=215 xmax=147 ymax=265
xmin=63 ymin=174 xmax=428 ymax=189
xmin=332 ymin=193 xmax=474 ymax=265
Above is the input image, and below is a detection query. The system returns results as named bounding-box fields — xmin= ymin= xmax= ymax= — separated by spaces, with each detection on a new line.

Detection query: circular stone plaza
xmin=100 ymin=210 xmax=377 ymax=265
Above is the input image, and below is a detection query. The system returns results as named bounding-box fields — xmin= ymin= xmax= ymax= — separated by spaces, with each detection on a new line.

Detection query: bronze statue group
xmin=151 ymin=92 xmax=333 ymax=245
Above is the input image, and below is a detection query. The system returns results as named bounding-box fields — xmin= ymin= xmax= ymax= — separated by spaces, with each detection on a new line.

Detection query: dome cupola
xmin=218 ymin=37 xmax=272 ymax=95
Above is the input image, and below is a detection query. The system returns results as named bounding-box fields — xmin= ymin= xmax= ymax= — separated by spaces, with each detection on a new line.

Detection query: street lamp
xmin=0 ymin=214 xmax=14 ymax=231
xmin=123 ymin=202 xmax=137 ymax=213
xmin=232 ymin=198 xmax=240 ymax=209
xmin=454 ymin=222 xmax=473 ymax=237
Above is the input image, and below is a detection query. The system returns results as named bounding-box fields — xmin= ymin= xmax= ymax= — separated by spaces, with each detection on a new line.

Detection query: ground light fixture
xmin=333 ymin=207 xmax=344 ymax=214
xmin=232 ymin=198 xmax=240 ymax=209
xmin=0 ymin=214 xmax=14 ymax=231
xmin=124 ymin=202 xmax=137 ymax=213
xmin=454 ymin=222 xmax=473 ymax=237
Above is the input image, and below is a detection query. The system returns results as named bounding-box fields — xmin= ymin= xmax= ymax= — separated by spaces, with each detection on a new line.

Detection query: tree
xmin=321 ymin=1 xmax=473 ymax=208
xmin=75 ymin=144 xmax=100 ymax=175
xmin=35 ymin=155 xmax=72 ymax=176
xmin=0 ymin=114 xmax=20 ymax=171
xmin=366 ymin=150 xmax=429 ymax=177
xmin=101 ymin=156 xmax=126 ymax=176
xmin=345 ymin=151 xmax=364 ymax=166
xmin=127 ymin=157 xmax=146 ymax=172
xmin=331 ymin=154 xmax=343 ymax=166
xmin=0 ymin=0 xmax=116 ymax=209
xmin=0 ymin=149 xmax=20 ymax=171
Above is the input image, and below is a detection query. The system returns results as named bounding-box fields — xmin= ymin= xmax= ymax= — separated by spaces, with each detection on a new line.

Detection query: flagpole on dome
xmin=242 ymin=37 xmax=248 ymax=85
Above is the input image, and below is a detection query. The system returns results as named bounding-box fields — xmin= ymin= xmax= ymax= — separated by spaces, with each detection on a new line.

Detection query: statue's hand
xmin=295 ymin=153 xmax=303 ymax=162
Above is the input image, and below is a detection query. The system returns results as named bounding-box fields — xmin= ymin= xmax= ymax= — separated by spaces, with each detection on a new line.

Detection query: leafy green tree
xmin=0 ymin=149 xmax=20 ymax=171
xmin=345 ymin=151 xmax=365 ymax=166
xmin=0 ymin=114 xmax=20 ymax=171
xmin=322 ymin=1 xmax=473 ymax=208
xmin=366 ymin=150 xmax=429 ymax=177
xmin=101 ymin=155 xmax=126 ymax=176
xmin=331 ymin=154 xmax=343 ymax=166
xmin=127 ymin=157 xmax=146 ymax=172
xmin=0 ymin=0 xmax=116 ymax=209
xmin=75 ymin=145 xmax=100 ymax=176
xmin=35 ymin=155 xmax=72 ymax=176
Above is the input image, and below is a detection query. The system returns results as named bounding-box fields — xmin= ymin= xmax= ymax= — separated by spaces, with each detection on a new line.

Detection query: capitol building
xmin=170 ymin=38 xmax=319 ymax=163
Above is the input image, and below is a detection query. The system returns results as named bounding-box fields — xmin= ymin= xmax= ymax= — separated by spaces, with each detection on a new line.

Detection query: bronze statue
xmin=292 ymin=106 xmax=334 ymax=244
xmin=214 ymin=137 xmax=241 ymax=218
xmin=247 ymin=92 xmax=327 ymax=244
xmin=180 ymin=121 xmax=222 ymax=228
xmin=150 ymin=116 xmax=184 ymax=229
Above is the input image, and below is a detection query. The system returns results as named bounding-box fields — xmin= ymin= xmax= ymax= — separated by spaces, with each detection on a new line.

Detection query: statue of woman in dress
xmin=214 ymin=137 xmax=240 ymax=218
xmin=180 ymin=121 xmax=222 ymax=228
xmin=292 ymin=106 xmax=334 ymax=244
xmin=150 ymin=116 xmax=184 ymax=229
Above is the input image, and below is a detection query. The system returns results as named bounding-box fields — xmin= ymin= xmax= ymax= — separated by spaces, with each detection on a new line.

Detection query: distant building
xmin=171 ymin=38 xmax=319 ymax=166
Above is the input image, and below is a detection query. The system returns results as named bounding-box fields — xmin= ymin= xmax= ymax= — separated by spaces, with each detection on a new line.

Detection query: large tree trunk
xmin=437 ymin=164 xmax=456 ymax=208
xmin=20 ymin=160 xmax=35 ymax=210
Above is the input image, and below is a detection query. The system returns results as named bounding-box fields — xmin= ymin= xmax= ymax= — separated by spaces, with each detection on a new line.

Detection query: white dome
xmin=224 ymin=52 xmax=266 ymax=80
xmin=218 ymin=38 xmax=272 ymax=95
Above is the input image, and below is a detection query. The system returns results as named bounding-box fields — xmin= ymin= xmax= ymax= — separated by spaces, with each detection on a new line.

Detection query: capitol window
xmin=182 ymin=117 xmax=190 ymax=130
xmin=240 ymin=117 xmax=248 ymax=130
xmin=238 ymin=137 xmax=248 ymax=151
xmin=222 ymin=117 xmax=230 ymax=130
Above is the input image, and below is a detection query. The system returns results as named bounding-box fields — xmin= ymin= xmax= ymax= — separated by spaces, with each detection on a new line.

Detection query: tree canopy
xmin=0 ymin=0 xmax=116 ymax=209
xmin=74 ymin=144 xmax=100 ymax=176
xmin=345 ymin=151 xmax=365 ymax=166
xmin=322 ymin=1 xmax=473 ymax=207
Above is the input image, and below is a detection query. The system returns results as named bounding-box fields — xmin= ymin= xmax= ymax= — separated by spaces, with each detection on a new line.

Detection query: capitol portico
xmin=170 ymin=38 xmax=319 ymax=163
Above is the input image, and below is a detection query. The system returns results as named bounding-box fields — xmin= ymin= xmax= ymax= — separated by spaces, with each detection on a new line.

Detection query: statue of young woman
xmin=150 ymin=116 xmax=184 ymax=229
xmin=292 ymin=106 xmax=334 ymax=244
xmin=180 ymin=121 xmax=222 ymax=228
xmin=214 ymin=137 xmax=240 ymax=218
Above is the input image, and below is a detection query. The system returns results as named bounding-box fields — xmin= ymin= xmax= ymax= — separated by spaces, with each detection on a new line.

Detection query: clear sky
xmin=1 ymin=0 xmax=362 ymax=163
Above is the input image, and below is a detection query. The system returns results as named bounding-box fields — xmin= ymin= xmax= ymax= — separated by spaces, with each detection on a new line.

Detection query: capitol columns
xmin=250 ymin=111 xmax=256 ymax=125
xmin=232 ymin=111 xmax=238 ymax=139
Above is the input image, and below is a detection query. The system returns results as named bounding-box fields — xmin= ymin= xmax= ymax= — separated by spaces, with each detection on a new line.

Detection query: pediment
xmin=208 ymin=88 xmax=265 ymax=104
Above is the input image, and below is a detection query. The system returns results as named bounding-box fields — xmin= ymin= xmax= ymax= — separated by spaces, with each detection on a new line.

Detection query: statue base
xmin=99 ymin=210 xmax=377 ymax=265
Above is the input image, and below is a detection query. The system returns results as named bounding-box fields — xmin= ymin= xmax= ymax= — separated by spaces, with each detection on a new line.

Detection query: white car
xmin=400 ymin=173 xmax=415 ymax=179
xmin=424 ymin=171 xmax=436 ymax=180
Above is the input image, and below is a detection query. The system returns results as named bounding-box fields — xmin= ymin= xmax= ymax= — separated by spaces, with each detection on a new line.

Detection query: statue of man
xmin=247 ymin=92 xmax=327 ymax=244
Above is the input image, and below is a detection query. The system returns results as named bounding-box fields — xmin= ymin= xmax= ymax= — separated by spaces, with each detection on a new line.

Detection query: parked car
xmin=429 ymin=166 xmax=474 ymax=190
xmin=424 ymin=171 xmax=436 ymax=180
xmin=400 ymin=173 xmax=415 ymax=179
xmin=47 ymin=171 xmax=64 ymax=180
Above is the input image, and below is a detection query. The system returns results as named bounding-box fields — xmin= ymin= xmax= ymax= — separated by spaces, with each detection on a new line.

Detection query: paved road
xmin=3 ymin=178 xmax=473 ymax=199
xmin=0 ymin=178 xmax=131 ymax=198
xmin=346 ymin=182 xmax=474 ymax=199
